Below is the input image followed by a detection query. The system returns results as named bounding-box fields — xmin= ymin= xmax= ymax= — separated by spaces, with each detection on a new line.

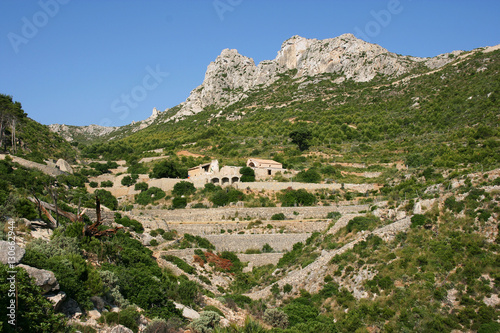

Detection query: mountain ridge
xmin=49 ymin=34 xmax=497 ymax=143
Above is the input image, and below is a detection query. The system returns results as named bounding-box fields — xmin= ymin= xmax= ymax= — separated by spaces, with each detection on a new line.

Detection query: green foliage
xmin=262 ymin=243 xmax=274 ymax=253
xmin=94 ymin=189 xmax=118 ymax=210
xmin=240 ymin=166 xmax=256 ymax=182
xmin=271 ymin=213 xmax=286 ymax=220
xmin=264 ymin=308 xmax=289 ymax=329
xmin=100 ymin=180 xmax=113 ymax=187
xmin=181 ymin=233 xmax=215 ymax=250
xmin=189 ymin=311 xmax=220 ymax=333
xmin=346 ymin=214 xmax=380 ymax=233
xmin=295 ymin=168 xmax=321 ymax=183
xmin=150 ymin=159 xmax=187 ymax=179
xmin=280 ymin=189 xmax=317 ymax=207
xmin=411 ymin=214 xmax=429 ymax=228
xmin=135 ymin=187 xmax=166 ymax=205
xmin=290 ymin=127 xmax=312 ymax=151
xmin=134 ymin=182 xmax=149 ymax=191
xmin=115 ymin=214 xmax=144 ymax=233
xmin=89 ymin=181 xmax=98 ymax=188
xmin=172 ymin=181 xmax=196 ymax=196
xmin=121 ymin=174 xmax=138 ymax=187
xmin=444 ymin=196 xmax=465 ymax=213
xmin=162 ymin=255 xmax=196 ymax=274
xmin=283 ymin=300 xmax=319 ymax=327
xmin=172 ymin=197 xmax=187 ymax=209
xmin=0 ymin=263 xmax=67 ymax=332
xmin=210 ymin=187 xmax=245 ymax=207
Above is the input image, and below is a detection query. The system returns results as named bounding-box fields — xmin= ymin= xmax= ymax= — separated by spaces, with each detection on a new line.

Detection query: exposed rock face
xmin=0 ymin=240 xmax=25 ymax=265
xmin=56 ymin=158 xmax=73 ymax=174
xmin=48 ymin=123 xmax=118 ymax=142
xmin=18 ymin=264 xmax=59 ymax=294
xmin=170 ymin=33 xmax=455 ymax=121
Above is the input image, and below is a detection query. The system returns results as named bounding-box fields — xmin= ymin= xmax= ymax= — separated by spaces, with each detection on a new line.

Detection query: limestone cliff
xmin=170 ymin=33 xmax=459 ymax=120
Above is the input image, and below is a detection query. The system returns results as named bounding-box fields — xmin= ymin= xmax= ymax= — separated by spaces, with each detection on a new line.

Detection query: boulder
xmin=0 ymin=240 xmax=25 ymax=265
xmin=18 ymin=264 xmax=59 ymax=294
xmin=87 ymin=309 xmax=101 ymax=320
xmin=45 ymin=291 xmax=66 ymax=311
xmin=56 ymin=159 xmax=73 ymax=174
xmin=109 ymin=325 xmax=134 ymax=333
xmin=61 ymin=297 xmax=82 ymax=318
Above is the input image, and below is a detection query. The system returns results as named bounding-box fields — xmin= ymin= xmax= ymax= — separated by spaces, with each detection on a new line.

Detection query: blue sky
xmin=0 ymin=0 xmax=499 ymax=127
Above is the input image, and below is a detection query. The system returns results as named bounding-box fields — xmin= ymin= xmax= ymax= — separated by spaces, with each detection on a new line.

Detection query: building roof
xmin=247 ymin=158 xmax=282 ymax=166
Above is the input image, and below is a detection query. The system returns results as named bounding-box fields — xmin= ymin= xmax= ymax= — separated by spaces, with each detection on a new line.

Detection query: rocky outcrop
xmin=56 ymin=158 xmax=73 ymax=174
xmin=18 ymin=264 xmax=59 ymax=294
xmin=48 ymin=123 xmax=118 ymax=142
xmin=46 ymin=291 xmax=66 ymax=311
xmin=170 ymin=33 xmax=456 ymax=121
xmin=0 ymin=240 xmax=25 ymax=265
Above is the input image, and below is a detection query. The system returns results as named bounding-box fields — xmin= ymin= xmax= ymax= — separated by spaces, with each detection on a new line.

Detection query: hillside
xmin=2 ymin=36 xmax=499 ymax=333
xmin=68 ymin=37 xmax=499 ymax=174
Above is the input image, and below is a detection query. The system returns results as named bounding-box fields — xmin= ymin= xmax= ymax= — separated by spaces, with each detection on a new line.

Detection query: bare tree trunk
xmin=10 ymin=118 xmax=16 ymax=154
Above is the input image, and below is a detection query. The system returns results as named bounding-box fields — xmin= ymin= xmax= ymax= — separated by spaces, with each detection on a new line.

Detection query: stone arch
xmin=248 ymin=162 xmax=256 ymax=167
xmin=221 ymin=177 xmax=230 ymax=185
xmin=211 ymin=178 xmax=220 ymax=184
xmin=231 ymin=176 xmax=239 ymax=184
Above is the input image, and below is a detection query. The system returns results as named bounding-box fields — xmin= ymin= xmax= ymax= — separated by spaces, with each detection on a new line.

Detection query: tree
xmin=290 ymin=128 xmax=312 ymax=151
xmin=172 ymin=181 xmax=196 ymax=196
xmin=240 ymin=166 xmax=256 ymax=182
xmin=150 ymin=160 xmax=187 ymax=179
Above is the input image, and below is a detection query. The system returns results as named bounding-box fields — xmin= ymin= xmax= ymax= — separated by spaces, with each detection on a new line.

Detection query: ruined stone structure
xmin=188 ymin=160 xmax=241 ymax=186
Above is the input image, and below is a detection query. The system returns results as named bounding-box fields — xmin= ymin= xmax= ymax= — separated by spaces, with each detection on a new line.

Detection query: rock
xmin=413 ymin=201 xmax=422 ymax=215
xmin=45 ymin=291 xmax=66 ymax=311
xmin=56 ymin=159 xmax=73 ymax=174
xmin=0 ymin=240 xmax=25 ymax=265
xmin=17 ymin=264 xmax=59 ymax=294
xmin=90 ymin=296 xmax=106 ymax=312
xmin=174 ymin=302 xmax=200 ymax=320
xmin=110 ymin=325 xmax=134 ymax=333
xmin=61 ymin=297 xmax=82 ymax=319
xmin=88 ymin=309 xmax=101 ymax=320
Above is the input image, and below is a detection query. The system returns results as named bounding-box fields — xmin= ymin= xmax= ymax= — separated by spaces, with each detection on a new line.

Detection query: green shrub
xmin=189 ymin=311 xmax=220 ymax=333
xmin=94 ymin=189 xmax=118 ymax=210
xmin=240 ymin=166 xmax=256 ymax=182
xmin=114 ymin=214 xmax=144 ymax=233
xmin=411 ymin=214 xmax=428 ymax=228
xmin=203 ymin=305 xmax=224 ymax=317
xmin=100 ymin=180 xmax=113 ymax=188
xmin=135 ymin=187 xmax=166 ymax=205
xmin=134 ymin=182 xmax=149 ymax=191
xmin=346 ymin=215 xmax=379 ymax=232
xmin=280 ymin=189 xmax=316 ymax=207
xmin=264 ymin=308 xmax=289 ymax=329
xmin=271 ymin=213 xmax=286 ymax=220
xmin=89 ymin=181 xmax=98 ymax=188
xmin=172 ymin=197 xmax=187 ymax=209
xmin=150 ymin=239 xmax=158 ymax=246
xmin=262 ymin=243 xmax=274 ymax=253
xmin=172 ymin=181 xmax=196 ymax=196
xmin=162 ymin=255 xmax=196 ymax=274
xmin=295 ymin=169 xmax=321 ymax=183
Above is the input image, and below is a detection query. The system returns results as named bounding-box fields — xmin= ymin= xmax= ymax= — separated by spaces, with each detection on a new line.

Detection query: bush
xmin=189 ymin=311 xmax=220 ymax=333
xmin=150 ymin=239 xmax=158 ymax=246
xmin=271 ymin=213 xmax=286 ymax=220
xmin=264 ymin=308 xmax=289 ymax=329
xmin=134 ymin=182 xmax=149 ymax=191
xmin=172 ymin=197 xmax=187 ymax=209
xmin=115 ymin=214 xmax=144 ymax=233
xmin=240 ymin=166 xmax=256 ymax=182
xmin=172 ymin=181 xmax=196 ymax=196
xmin=135 ymin=187 xmax=166 ymax=205
xmin=444 ymin=196 xmax=465 ymax=213
xmin=411 ymin=214 xmax=428 ymax=228
xmin=162 ymin=255 xmax=196 ymax=274
xmin=295 ymin=169 xmax=321 ymax=183
xmin=121 ymin=175 xmax=138 ymax=187
xmin=100 ymin=180 xmax=113 ymax=187
xmin=262 ymin=243 xmax=274 ymax=253
xmin=89 ymin=181 xmax=98 ymax=188
xmin=280 ymin=189 xmax=316 ymax=207
xmin=94 ymin=189 xmax=118 ymax=210
xmin=346 ymin=215 xmax=379 ymax=232
xmin=150 ymin=160 xmax=187 ymax=179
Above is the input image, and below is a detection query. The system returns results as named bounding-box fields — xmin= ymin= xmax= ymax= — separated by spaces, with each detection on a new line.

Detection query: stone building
xmin=188 ymin=160 xmax=241 ymax=186
xmin=246 ymin=158 xmax=286 ymax=179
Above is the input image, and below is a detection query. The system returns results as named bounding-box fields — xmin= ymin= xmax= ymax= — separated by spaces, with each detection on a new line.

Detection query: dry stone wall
xmin=203 ymin=233 xmax=311 ymax=252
